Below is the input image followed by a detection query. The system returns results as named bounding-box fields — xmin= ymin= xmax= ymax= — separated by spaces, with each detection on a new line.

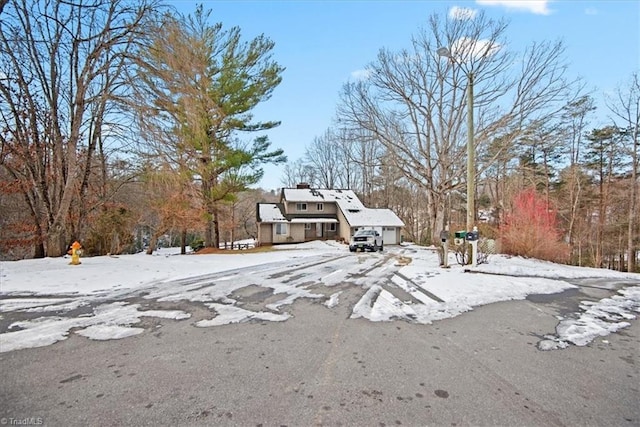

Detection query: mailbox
xmin=466 ymin=230 xmax=479 ymax=241
xmin=454 ymin=231 xmax=467 ymax=239
xmin=440 ymin=230 xmax=449 ymax=243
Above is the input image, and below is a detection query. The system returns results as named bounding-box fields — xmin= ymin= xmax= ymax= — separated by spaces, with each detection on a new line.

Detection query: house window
xmin=304 ymin=223 xmax=311 ymax=230
xmin=317 ymin=203 xmax=324 ymax=211
xmin=275 ymin=223 xmax=288 ymax=235
xmin=328 ymin=223 xmax=336 ymax=232
xmin=296 ymin=203 xmax=307 ymax=211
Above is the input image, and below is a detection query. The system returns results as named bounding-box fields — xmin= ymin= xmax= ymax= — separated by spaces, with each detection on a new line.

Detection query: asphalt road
xmin=1 ymin=277 xmax=638 ymax=427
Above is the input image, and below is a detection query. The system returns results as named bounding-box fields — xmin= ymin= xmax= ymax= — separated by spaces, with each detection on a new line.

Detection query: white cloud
xmin=449 ymin=6 xmax=478 ymax=20
xmin=350 ymin=68 xmax=372 ymax=80
xmin=584 ymin=7 xmax=598 ymax=15
xmin=476 ymin=0 xmax=553 ymax=15
xmin=450 ymin=37 xmax=502 ymax=61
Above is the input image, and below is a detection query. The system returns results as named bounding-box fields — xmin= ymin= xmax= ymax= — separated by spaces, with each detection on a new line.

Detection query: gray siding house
xmin=256 ymin=185 xmax=404 ymax=246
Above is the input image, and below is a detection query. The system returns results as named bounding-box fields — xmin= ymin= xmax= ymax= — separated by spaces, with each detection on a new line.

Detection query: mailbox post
xmin=440 ymin=227 xmax=450 ymax=268
xmin=466 ymin=226 xmax=479 ymax=267
xmin=454 ymin=230 xmax=467 ymax=246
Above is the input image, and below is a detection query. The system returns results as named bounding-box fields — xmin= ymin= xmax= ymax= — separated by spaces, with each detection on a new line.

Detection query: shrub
xmin=499 ymin=189 xmax=569 ymax=263
xmin=84 ymin=205 xmax=135 ymax=256
xmin=190 ymin=238 xmax=205 ymax=252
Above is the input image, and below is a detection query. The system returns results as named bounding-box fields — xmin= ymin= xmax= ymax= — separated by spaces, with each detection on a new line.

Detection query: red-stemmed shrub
xmin=499 ymin=189 xmax=569 ymax=263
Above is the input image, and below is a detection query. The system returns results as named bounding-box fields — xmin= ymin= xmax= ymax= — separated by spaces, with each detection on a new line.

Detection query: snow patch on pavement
xmin=0 ymin=302 xmax=190 ymax=353
xmin=196 ymin=303 xmax=290 ymax=327
xmin=1 ymin=298 xmax=73 ymax=312
xmin=1 ymin=242 xmax=638 ymax=352
xmin=538 ymin=286 xmax=640 ymax=350
xmin=324 ymin=291 xmax=342 ymax=308
xmin=352 ymin=286 xmax=419 ymax=322
xmin=76 ymin=325 xmax=144 ymax=340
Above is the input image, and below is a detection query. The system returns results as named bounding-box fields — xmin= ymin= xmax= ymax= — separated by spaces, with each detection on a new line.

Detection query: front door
xmin=316 ymin=223 xmax=323 ymax=238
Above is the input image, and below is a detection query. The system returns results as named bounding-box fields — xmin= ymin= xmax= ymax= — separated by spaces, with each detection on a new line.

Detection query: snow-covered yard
xmin=0 ymin=241 xmax=638 ymax=353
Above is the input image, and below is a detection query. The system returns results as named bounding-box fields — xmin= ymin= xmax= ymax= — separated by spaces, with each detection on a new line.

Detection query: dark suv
xmin=349 ymin=229 xmax=383 ymax=252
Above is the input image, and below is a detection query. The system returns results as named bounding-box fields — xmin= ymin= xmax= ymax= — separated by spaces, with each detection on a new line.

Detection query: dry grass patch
xmin=395 ymin=256 xmax=412 ymax=266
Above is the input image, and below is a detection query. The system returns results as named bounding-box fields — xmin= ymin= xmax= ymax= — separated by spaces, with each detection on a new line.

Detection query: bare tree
xmin=331 ymin=126 xmax=361 ymax=190
xmin=583 ymin=127 xmax=626 ymax=267
xmin=607 ymin=73 xmax=640 ymax=272
xmin=304 ymin=129 xmax=342 ymax=189
xmin=338 ymin=11 xmax=579 ymax=247
xmin=0 ymin=0 xmax=158 ymax=257
xmin=551 ymin=95 xmax=596 ymax=264
xmin=336 ymin=127 xmax=383 ymax=204
xmin=280 ymin=159 xmax=315 ymax=188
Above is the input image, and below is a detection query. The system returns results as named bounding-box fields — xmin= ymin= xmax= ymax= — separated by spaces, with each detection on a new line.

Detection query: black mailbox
xmin=466 ymin=230 xmax=479 ymax=241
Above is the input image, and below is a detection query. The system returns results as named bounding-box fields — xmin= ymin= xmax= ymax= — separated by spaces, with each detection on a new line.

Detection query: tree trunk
xmin=180 ymin=228 xmax=187 ymax=255
xmin=213 ymin=206 xmax=221 ymax=249
xmin=46 ymin=224 xmax=68 ymax=258
xmin=567 ymin=166 xmax=582 ymax=264
xmin=34 ymin=242 xmax=45 ymax=259
xmin=202 ymin=167 xmax=214 ymax=248
xmin=432 ymin=198 xmax=446 ymax=265
xmin=628 ymin=144 xmax=638 ymax=272
xmin=146 ymin=234 xmax=157 ymax=255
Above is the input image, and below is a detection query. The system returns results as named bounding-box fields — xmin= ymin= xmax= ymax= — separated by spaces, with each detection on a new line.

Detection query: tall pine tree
xmin=132 ymin=7 xmax=286 ymax=248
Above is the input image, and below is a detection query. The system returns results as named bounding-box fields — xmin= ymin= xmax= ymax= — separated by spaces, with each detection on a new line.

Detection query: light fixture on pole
xmin=437 ymin=47 xmax=475 ymax=235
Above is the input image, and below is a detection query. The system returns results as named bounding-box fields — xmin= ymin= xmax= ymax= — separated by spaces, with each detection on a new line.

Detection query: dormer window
xmin=296 ymin=203 xmax=307 ymax=211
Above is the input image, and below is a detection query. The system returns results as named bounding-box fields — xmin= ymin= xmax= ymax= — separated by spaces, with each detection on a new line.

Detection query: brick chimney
xmin=296 ymin=182 xmax=310 ymax=189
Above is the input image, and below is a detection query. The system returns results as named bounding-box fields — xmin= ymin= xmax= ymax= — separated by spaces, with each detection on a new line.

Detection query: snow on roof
xmin=282 ymin=188 xmax=404 ymax=228
xmin=258 ymin=203 xmax=286 ymax=222
xmin=282 ymin=188 xmax=364 ymax=206
xmin=290 ymin=218 xmax=338 ymax=223
xmin=283 ymin=188 xmax=350 ymax=202
xmin=343 ymin=207 xmax=405 ymax=227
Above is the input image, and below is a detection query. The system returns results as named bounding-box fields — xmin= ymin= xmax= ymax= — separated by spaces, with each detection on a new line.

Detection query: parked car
xmin=349 ymin=229 xmax=383 ymax=252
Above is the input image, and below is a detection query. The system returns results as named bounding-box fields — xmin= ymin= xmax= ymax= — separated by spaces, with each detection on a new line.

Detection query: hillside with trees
xmin=281 ymin=14 xmax=639 ymax=272
xmin=1 ymin=1 xmax=637 ymax=271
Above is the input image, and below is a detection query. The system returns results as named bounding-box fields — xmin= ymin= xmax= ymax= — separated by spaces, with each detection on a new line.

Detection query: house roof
xmin=281 ymin=188 xmax=404 ymax=228
xmin=257 ymin=203 xmax=287 ymax=222
xmin=342 ymin=206 xmax=405 ymax=228
xmin=290 ymin=218 xmax=338 ymax=223
xmin=282 ymin=188 xmax=364 ymax=206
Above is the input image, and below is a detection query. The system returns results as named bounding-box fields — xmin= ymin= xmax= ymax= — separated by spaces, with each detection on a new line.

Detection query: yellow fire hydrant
xmin=69 ymin=241 xmax=82 ymax=265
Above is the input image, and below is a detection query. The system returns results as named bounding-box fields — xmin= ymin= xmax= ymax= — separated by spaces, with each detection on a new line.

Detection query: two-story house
xmin=256 ymin=184 xmax=404 ymax=246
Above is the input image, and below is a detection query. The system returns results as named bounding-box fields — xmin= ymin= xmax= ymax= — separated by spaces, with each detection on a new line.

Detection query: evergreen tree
xmin=132 ymin=7 xmax=286 ymax=248
xmin=583 ymin=126 xmax=626 ymax=266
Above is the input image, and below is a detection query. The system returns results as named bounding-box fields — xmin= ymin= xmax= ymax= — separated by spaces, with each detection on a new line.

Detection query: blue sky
xmin=170 ymin=0 xmax=640 ymax=191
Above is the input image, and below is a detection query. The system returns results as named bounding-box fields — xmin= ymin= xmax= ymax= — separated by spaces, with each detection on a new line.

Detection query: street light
xmin=438 ymin=46 xmax=478 ymax=266
xmin=437 ymin=47 xmax=475 ymax=235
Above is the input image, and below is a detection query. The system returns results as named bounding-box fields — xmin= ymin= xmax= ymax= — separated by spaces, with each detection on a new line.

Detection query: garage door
xmin=382 ymin=227 xmax=397 ymax=244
